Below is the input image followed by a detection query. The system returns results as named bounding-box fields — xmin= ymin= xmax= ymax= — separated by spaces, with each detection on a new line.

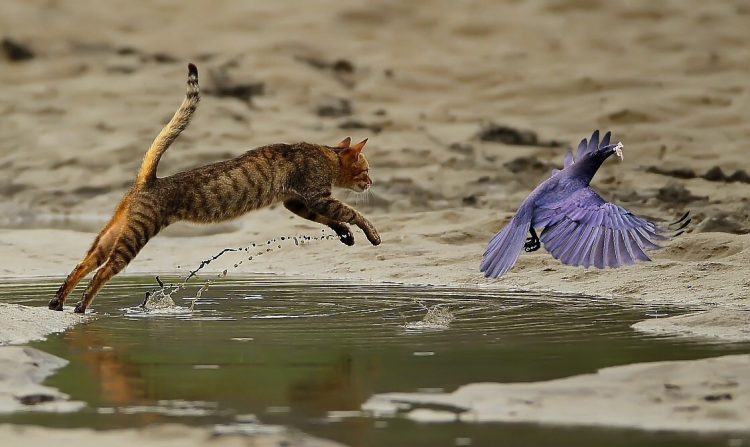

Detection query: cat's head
xmin=334 ymin=137 xmax=372 ymax=192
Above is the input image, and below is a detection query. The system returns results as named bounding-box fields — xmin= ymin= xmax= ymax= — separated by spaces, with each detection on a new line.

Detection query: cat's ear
xmin=351 ymin=138 xmax=368 ymax=154
xmin=336 ymin=137 xmax=352 ymax=149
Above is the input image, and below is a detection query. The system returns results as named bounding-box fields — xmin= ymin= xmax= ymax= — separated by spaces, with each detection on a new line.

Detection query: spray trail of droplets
xmin=140 ymin=231 xmax=343 ymax=310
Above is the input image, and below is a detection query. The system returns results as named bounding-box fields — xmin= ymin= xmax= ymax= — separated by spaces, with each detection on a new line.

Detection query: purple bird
xmin=481 ymin=130 xmax=689 ymax=278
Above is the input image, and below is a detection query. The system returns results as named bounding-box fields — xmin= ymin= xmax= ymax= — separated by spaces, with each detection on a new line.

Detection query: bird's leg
xmin=524 ymin=227 xmax=541 ymax=252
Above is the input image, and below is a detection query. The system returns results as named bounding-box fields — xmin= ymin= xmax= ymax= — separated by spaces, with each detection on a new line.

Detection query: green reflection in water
xmin=2 ymin=275 xmax=749 ymax=447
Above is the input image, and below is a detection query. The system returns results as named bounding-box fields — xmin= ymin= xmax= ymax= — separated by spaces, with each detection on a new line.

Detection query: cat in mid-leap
xmin=49 ymin=63 xmax=380 ymax=314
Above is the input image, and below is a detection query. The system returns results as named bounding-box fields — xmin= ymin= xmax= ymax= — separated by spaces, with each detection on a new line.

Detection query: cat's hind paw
xmin=48 ymin=298 xmax=63 ymax=311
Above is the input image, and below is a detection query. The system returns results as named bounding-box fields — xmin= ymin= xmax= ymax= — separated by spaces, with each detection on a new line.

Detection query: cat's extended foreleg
xmin=283 ymin=199 xmax=354 ymax=245
xmin=305 ymin=195 xmax=381 ymax=246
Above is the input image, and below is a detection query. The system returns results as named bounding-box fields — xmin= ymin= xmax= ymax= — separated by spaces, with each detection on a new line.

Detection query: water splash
xmin=403 ymin=301 xmax=455 ymax=331
xmin=139 ymin=232 xmax=342 ymax=312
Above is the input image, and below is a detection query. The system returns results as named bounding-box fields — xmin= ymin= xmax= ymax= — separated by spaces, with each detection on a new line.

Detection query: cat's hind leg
xmin=72 ymin=246 xmax=132 ymax=314
xmin=49 ymin=220 xmax=121 ymax=311
xmin=72 ymin=211 xmax=160 ymax=313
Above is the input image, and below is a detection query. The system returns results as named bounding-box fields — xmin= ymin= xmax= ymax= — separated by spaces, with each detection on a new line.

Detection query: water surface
xmin=2 ymin=275 xmax=749 ymax=447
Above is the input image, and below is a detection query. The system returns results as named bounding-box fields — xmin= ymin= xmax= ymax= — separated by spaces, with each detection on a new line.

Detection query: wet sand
xmin=1 ymin=0 xmax=749 ymax=438
xmin=0 ymin=423 xmax=344 ymax=447
xmin=364 ymin=354 xmax=750 ymax=431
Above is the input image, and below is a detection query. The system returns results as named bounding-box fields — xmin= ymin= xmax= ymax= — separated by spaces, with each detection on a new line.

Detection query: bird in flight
xmin=481 ymin=130 xmax=689 ymax=278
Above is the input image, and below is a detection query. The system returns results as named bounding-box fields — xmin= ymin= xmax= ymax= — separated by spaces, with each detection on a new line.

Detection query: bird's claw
xmin=524 ymin=236 xmax=540 ymax=252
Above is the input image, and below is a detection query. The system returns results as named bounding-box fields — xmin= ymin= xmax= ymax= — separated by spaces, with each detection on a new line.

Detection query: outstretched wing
xmin=480 ymin=217 xmax=532 ymax=278
xmin=536 ymin=187 xmax=688 ymax=269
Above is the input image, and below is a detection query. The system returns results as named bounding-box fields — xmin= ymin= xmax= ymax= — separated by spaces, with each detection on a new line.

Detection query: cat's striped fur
xmin=49 ymin=64 xmax=380 ymax=314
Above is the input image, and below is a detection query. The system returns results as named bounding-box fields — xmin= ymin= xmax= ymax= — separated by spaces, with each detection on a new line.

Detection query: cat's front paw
xmin=365 ymin=228 xmax=381 ymax=246
xmin=330 ymin=223 xmax=355 ymax=246
xmin=339 ymin=231 xmax=355 ymax=246
xmin=356 ymin=219 xmax=380 ymax=246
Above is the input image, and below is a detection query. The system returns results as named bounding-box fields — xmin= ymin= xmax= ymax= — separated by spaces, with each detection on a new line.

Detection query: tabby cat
xmin=49 ymin=64 xmax=380 ymax=314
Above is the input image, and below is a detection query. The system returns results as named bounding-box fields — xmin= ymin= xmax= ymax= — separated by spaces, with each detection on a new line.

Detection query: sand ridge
xmin=363 ymin=354 xmax=750 ymax=432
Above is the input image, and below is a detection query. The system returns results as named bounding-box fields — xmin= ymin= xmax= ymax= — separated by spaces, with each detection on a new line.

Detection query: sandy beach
xmin=1 ymin=0 xmax=749 ymax=441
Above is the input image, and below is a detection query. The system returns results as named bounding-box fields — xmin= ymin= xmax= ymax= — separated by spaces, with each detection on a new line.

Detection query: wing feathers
xmin=576 ymin=139 xmax=588 ymax=161
xmin=591 ymin=229 xmax=606 ymax=269
xmin=614 ymin=231 xmax=633 ymax=266
xmin=564 ymin=151 xmax=574 ymax=168
xmin=481 ymin=218 xmax=532 ymax=278
xmin=538 ymin=186 xmax=684 ymax=269
xmin=601 ymin=131 xmax=611 ymax=148
xmin=588 ymin=130 xmax=600 ymax=154
xmin=566 ymin=224 xmax=595 ymax=265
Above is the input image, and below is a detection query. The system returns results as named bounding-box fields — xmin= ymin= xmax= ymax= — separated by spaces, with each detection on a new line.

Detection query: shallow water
xmin=2 ymin=275 xmax=750 ymax=447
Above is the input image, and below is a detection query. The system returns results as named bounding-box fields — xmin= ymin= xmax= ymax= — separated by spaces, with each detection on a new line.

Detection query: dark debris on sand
xmin=295 ymin=55 xmax=357 ymax=88
xmin=503 ymin=156 xmax=557 ymax=174
xmin=296 ymin=55 xmax=355 ymax=74
xmin=476 ymin=123 xmax=563 ymax=147
xmin=204 ymin=66 xmax=265 ymax=103
xmin=646 ymin=165 xmax=750 ymax=184
xmin=16 ymin=394 xmax=57 ymax=405
xmin=656 ymin=181 xmax=706 ymax=204
xmin=1 ymin=37 xmax=34 ymax=61
xmin=316 ymin=97 xmax=352 ymax=118
xmin=338 ymin=118 xmax=384 ymax=134
xmin=695 ymin=212 xmax=750 ymax=234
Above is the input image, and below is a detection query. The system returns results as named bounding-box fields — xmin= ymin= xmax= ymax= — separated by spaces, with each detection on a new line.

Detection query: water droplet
xmin=265 ymin=406 xmax=290 ymax=414
xmin=193 ymin=364 xmax=220 ymax=370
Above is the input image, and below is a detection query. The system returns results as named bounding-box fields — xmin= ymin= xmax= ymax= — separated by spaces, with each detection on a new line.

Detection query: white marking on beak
xmin=614 ymin=142 xmax=624 ymax=160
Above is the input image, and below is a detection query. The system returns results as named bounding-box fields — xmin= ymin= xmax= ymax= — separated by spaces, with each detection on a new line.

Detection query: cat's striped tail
xmin=135 ymin=63 xmax=200 ymax=188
